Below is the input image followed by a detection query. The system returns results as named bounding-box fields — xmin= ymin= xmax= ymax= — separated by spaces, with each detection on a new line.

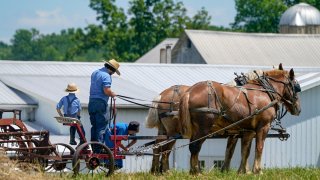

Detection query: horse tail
xmin=144 ymin=95 xmax=161 ymax=128
xmin=179 ymin=92 xmax=192 ymax=139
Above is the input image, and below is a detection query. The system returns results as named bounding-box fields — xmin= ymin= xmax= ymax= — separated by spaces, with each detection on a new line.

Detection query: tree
xmin=11 ymin=29 xmax=38 ymax=60
xmin=186 ymin=7 xmax=211 ymax=29
xmin=232 ymin=0 xmax=287 ymax=33
xmin=232 ymin=0 xmax=320 ymax=33
xmin=89 ymin=0 xmax=132 ymax=61
xmin=0 ymin=42 xmax=12 ymax=60
xmin=284 ymin=0 xmax=320 ymax=9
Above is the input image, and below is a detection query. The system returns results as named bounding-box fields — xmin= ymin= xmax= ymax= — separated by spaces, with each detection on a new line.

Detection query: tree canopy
xmin=1 ymin=0 xmax=318 ymax=61
xmin=233 ymin=0 xmax=320 ymax=32
xmin=1 ymin=0 xmax=214 ymax=62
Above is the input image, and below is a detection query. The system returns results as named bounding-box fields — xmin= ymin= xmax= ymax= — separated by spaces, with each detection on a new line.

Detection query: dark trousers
xmin=88 ymin=98 xmax=109 ymax=151
xmin=65 ymin=114 xmax=86 ymax=143
xmin=70 ymin=125 xmax=86 ymax=143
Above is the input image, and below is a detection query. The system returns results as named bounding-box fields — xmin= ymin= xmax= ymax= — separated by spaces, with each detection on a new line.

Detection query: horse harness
xmin=158 ymin=85 xmax=181 ymax=119
xmin=190 ymin=74 xmax=295 ymax=127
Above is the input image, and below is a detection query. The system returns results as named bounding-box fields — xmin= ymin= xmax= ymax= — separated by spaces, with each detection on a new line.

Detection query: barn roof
xmin=172 ymin=30 xmax=320 ymax=67
xmin=0 ymin=81 xmax=37 ymax=108
xmin=0 ymin=61 xmax=320 ymax=107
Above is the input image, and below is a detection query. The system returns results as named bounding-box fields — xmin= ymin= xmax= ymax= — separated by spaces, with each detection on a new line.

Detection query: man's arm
xmin=103 ymin=87 xmax=116 ymax=97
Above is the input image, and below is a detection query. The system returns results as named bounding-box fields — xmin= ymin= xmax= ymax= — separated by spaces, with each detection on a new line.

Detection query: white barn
xmin=1 ymin=60 xmax=320 ymax=171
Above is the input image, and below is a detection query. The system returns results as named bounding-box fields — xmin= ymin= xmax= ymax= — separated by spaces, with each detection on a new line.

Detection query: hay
xmin=0 ymin=149 xmax=60 ymax=180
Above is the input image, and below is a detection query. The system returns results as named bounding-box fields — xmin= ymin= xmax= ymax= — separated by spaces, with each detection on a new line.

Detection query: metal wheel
xmin=72 ymin=142 xmax=114 ymax=177
xmin=45 ymin=143 xmax=75 ymax=172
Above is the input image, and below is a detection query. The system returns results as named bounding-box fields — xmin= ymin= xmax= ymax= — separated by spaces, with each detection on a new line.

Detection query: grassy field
xmin=72 ymin=168 xmax=320 ymax=180
xmin=7 ymin=167 xmax=319 ymax=180
xmin=1 ymin=151 xmax=320 ymax=180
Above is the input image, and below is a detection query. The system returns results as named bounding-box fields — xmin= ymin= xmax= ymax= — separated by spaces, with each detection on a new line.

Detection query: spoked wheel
xmin=72 ymin=142 xmax=114 ymax=177
xmin=45 ymin=143 xmax=75 ymax=173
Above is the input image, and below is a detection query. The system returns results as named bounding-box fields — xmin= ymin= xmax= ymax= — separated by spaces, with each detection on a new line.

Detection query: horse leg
xmin=151 ymin=124 xmax=167 ymax=174
xmin=150 ymin=139 xmax=162 ymax=174
xmin=253 ymin=126 xmax=269 ymax=174
xmin=160 ymin=140 xmax=176 ymax=172
xmin=238 ymin=131 xmax=255 ymax=174
xmin=221 ymin=136 xmax=238 ymax=172
xmin=189 ymin=138 xmax=205 ymax=175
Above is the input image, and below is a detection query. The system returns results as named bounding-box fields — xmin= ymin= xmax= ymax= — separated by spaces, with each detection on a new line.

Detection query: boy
xmin=56 ymin=83 xmax=86 ymax=145
xmin=105 ymin=121 xmax=140 ymax=169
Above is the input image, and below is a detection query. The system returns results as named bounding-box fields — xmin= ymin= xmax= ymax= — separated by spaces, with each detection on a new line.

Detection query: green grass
xmin=62 ymin=168 xmax=320 ymax=180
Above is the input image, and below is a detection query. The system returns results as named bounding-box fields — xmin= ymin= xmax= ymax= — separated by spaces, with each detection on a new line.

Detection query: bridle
xmin=267 ymin=75 xmax=301 ymax=106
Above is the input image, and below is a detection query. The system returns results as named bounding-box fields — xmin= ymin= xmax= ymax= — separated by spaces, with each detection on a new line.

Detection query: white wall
xmin=263 ymin=85 xmax=320 ymax=168
xmin=16 ymin=85 xmax=320 ymax=172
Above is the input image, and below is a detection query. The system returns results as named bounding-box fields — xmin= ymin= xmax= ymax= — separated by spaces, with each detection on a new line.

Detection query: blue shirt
xmin=56 ymin=93 xmax=81 ymax=117
xmin=89 ymin=67 xmax=112 ymax=102
xmin=110 ymin=123 xmax=128 ymax=135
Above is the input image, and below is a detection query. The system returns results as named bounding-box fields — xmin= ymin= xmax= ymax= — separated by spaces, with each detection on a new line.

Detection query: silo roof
xmin=280 ymin=3 xmax=320 ymax=26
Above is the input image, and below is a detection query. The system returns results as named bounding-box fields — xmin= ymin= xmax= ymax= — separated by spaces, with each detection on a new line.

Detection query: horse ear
xmin=289 ymin=68 xmax=294 ymax=80
xmin=279 ymin=63 xmax=283 ymax=70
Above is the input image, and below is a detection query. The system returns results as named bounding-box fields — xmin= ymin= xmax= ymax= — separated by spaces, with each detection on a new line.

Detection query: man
xmin=104 ymin=121 xmax=140 ymax=169
xmin=56 ymin=83 xmax=86 ymax=145
xmin=88 ymin=59 xmax=120 ymax=148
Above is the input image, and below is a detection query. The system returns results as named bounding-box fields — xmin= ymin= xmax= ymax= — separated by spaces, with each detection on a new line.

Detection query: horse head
xmin=266 ymin=64 xmax=301 ymax=116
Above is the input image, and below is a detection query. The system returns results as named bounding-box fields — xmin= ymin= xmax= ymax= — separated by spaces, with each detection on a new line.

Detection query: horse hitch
xmin=271 ymin=127 xmax=290 ymax=141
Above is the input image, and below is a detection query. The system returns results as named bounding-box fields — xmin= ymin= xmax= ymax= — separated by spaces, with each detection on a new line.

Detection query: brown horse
xmin=145 ymin=85 xmax=190 ymax=173
xmin=145 ymin=71 xmax=264 ymax=173
xmin=179 ymin=64 xmax=301 ymax=174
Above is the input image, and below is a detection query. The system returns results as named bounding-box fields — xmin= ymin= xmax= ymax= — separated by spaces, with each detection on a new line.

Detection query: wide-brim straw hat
xmin=104 ymin=59 xmax=121 ymax=75
xmin=65 ymin=83 xmax=80 ymax=93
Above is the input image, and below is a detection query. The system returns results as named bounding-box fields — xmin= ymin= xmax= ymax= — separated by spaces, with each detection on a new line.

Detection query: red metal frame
xmin=110 ymin=98 xmax=126 ymax=160
xmin=62 ymin=98 xmax=127 ymax=160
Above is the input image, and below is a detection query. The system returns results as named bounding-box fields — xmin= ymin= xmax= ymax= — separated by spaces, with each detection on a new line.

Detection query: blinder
xmin=294 ymin=82 xmax=301 ymax=93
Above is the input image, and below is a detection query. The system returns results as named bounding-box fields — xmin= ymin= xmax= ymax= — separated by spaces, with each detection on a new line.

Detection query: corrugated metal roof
xmin=0 ymin=75 xmax=157 ymax=108
xmin=0 ymin=80 xmax=37 ymax=107
xmin=177 ymin=30 xmax=320 ymax=67
xmin=135 ymin=38 xmax=178 ymax=63
xmin=1 ymin=61 xmax=320 ymax=107
xmin=280 ymin=3 xmax=320 ymax=26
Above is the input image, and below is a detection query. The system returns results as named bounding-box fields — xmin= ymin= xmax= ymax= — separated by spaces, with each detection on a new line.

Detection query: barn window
xmin=187 ymin=39 xmax=192 ymax=48
xmin=213 ymin=160 xmax=224 ymax=168
xmin=198 ymin=160 xmax=205 ymax=170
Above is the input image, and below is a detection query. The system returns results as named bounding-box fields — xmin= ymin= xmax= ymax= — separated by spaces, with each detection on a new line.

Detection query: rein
xmin=116 ymin=95 xmax=174 ymax=111
xmin=140 ymin=100 xmax=279 ymax=156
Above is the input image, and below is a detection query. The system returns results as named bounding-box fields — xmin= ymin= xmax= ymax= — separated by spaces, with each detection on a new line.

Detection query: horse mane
xmin=247 ymin=69 xmax=288 ymax=84
xmin=264 ymin=69 xmax=288 ymax=77
xmin=227 ymin=69 xmax=264 ymax=86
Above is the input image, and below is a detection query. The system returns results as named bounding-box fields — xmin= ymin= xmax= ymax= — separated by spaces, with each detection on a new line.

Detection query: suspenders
xmin=66 ymin=96 xmax=77 ymax=116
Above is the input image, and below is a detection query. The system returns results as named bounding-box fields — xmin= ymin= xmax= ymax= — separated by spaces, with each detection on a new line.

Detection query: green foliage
xmin=44 ymin=168 xmax=320 ymax=179
xmin=0 ymin=0 xmax=213 ymax=62
xmin=0 ymin=42 xmax=12 ymax=59
xmin=233 ymin=0 xmax=287 ymax=33
xmin=186 ymin=7 xmax=212 ymax=29
xmin=233 ymin=0 xmax=320 ymax=33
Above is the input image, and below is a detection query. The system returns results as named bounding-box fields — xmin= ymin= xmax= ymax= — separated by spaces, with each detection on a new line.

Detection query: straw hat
xmin=104 ymin=59 xmax=120 ymax=75
xmin=65 ymin=83 xmax=80 ymax=93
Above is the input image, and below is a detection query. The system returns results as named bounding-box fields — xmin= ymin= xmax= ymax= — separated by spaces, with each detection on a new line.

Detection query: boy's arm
xmin=56 ymin=97 xmax=64 ymax=117
xmin=56 ymin=108 xmax=63 ymax=117
xmin=77 ymin=99 xmax=81 ymax=118
xmin=119 ymin=143 xmax=128 ymax=151
xmin=125 ymin=139 xmax=137 ymax=150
